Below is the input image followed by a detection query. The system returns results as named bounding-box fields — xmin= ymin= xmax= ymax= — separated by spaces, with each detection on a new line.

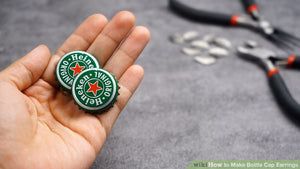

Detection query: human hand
xmin=0 ymin=11 xmax=150 ymax=169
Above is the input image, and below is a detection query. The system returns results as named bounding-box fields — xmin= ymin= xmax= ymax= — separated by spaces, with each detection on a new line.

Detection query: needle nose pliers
xmin=237 ymin=44 xmax=300 ymax=118
xmin=169 ymin=0 xmax=300 ymax=51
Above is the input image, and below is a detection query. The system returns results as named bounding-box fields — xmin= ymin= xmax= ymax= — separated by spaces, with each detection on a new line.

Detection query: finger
xmin=97 ymin=65 xmax=144 ymax=135
xmin=87 ymin=11 xmax=136 ymax=66
xmin=104 ymin=26 xmax=150 ymax=79
xmin=56 ymin=14 xmax=108 ymax=56
xmin=42 ymin=14 xmax=108 ymax=87
xmin=0 ymin=45 xmax=51 ymax=91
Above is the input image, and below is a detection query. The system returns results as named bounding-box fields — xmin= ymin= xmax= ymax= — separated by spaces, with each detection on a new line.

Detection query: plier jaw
xmin=258 ymin=20 xmax=274 ymax=36
xmin=235 ymin=15 xmax=274 ymax=36
xmin=236 ymin=45 xmax=277 ymax=72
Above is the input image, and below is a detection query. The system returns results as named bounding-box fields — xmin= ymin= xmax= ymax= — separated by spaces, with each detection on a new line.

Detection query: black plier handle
xmin=284 ymin=55 xmax=300 ymax=68
xmin=268 ymin=68 xmax=300 ymax=119
xmin=169 ymin=0 xmax=239 ymax=26
xmin=272 ymin=54 xmax=300 ymax=68
xmin=265 ymin=55 xmax=300 ymax=119
xmin=169 ymin=0 xmax=260 ymax=27
xmin=241 ymin=0 xmax=260 ymax=20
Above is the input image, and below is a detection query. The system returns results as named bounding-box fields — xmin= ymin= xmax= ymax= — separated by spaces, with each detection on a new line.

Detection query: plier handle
xmin=272 ymin=55 xmax=300 ymax=68
xmin=237 ymin=45 xmax=300 ymax=118
xmin=241 ymin=0 xmax=260 ymax=20
xmin=169 ymin=0 xmax=263 ymax=26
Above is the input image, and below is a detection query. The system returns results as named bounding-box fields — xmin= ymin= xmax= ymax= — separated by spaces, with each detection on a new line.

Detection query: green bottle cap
xmin=72 ymin=68 xmax=119 ymax=113
xmin=56 ymin=51 xmax=100 ymax=92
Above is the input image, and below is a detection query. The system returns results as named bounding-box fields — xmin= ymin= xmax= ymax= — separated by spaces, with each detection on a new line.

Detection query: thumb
xmin=0 ymin=45 xmax=51 ymax=91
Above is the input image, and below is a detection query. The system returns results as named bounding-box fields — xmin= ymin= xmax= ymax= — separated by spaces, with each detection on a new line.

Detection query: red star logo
xmin=87 ymin=81 xmax=102 ymax=96
xmin=70 ymin=63 xmax=85 ymax=76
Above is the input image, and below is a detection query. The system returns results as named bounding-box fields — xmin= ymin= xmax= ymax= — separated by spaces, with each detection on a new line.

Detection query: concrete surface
xmin=1 ymin=0 xmax=300 ymax=168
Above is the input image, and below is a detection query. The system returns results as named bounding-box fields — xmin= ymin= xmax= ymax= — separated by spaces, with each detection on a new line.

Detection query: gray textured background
xmin=1 ymin=0 xmax=300 ymax=168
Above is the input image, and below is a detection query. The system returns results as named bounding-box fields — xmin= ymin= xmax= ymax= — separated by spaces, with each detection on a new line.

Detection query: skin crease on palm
xmin=0 ymin=11 xmax=150 ymax=169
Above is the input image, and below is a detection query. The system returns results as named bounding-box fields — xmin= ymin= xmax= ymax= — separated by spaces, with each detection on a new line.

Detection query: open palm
xmin=0 ymin=11 xmax=150 ymax=169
